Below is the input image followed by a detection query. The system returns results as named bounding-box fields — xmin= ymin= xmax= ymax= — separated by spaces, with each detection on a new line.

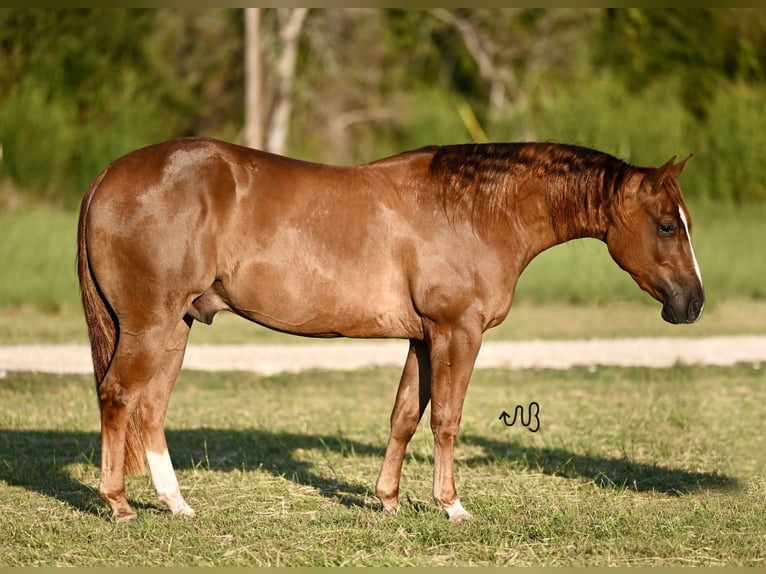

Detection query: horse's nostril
xmin=661 ymin=302 xmax=678 ymax=324
xmin=687 ymin=298 xmax=702 ymax=322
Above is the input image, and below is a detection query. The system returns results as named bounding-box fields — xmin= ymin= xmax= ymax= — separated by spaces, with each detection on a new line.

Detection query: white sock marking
xmin=146 ymin=450 xmax=196 ymax=517
xmin=445 ymin=499 xmax=471 ymax=521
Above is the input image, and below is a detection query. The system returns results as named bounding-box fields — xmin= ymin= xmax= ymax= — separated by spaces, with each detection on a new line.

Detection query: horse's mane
xmin=424 ymin=142 xmax=640 ymax=239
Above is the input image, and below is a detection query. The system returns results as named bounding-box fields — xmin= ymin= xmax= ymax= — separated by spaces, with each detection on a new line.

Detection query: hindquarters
xmin=84 ymin=139 xmax=241 ymax=327
xmin=80 ymin=139 xmax=237 ymax=388
xmin=78 ymin=140 xmax=241 ymax=519
xmin=78 ymin=168 xmax=146 ymax=477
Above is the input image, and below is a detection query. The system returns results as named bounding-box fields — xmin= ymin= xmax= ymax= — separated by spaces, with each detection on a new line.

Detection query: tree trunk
xmin=244 ymin=8 xmax=264 ymax=150
xmin=266 ymin=8 xmax=309 ymax=155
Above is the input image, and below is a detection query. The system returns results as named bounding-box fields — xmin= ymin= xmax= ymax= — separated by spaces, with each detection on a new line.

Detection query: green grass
xmin=1 ymin=364 xmax=765 ymax=566
xmin=0 ymin=208 xmax=79 ymax=311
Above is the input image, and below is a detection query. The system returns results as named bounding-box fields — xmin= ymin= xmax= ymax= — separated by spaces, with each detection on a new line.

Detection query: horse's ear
xmin=657 ymin=155 xmax=677 ymax=180
xmin=641 ymin=156 xmax=675 ymax=193
xmin=670 ymin=153 xmax=693 ymax=178
xmin=658 ymin=154 xmax=693 ymax=181
xmin=645 ymin=154 xmax=691 ymax=192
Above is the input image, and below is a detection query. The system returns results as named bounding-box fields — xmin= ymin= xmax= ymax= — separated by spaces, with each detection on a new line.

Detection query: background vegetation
xmin=1 ymin=8 xmax=766 ymax=207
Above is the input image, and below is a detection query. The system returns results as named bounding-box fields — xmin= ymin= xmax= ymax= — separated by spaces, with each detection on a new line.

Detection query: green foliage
xmin=596 ymin=9 xmax=766 ymax=119
xmin=1 ymin=365 xmax=765 ymax=565
xmin=0 ymin=9 xmax=241 ymax=206
xmin=688 ymin=84 xmax=766 ymax=203
xmin=0 ymin=10 xmax=175 ymax=204
xmin=0 ymin=72 xmax=170 ymax=204
xmin=1 ymin=9 xmax=765 ymax=206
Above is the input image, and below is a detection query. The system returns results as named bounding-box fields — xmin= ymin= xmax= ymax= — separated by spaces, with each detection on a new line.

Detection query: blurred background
xmin=0 ymin=8 xmax=764 ymax=339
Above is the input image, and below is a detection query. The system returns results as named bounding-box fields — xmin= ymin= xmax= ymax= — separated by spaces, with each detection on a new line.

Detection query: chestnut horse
xmin=77 ymin=138 xmax=704 ymax=521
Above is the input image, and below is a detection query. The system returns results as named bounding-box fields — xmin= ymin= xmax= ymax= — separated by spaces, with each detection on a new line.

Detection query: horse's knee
xmin=430 ymin=416 xmax=460 ymax=445
xmin=390 ymin=415 xmax=419 ymax=441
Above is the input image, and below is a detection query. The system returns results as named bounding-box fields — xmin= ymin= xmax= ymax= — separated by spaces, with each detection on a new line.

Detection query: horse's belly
xmin=245 ymin=304 xmax=420 ymax=339
xmin=236 ymin=293 xmax=422 ymax=339
xmin=222 ymin=263 xmax=423 ymax=340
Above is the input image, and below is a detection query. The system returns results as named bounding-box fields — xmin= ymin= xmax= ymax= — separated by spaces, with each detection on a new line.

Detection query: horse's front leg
xmin=426 ymin=322 xmax=482 ymax=521
xmin=375 ymin=339 xmax=431 ymax=514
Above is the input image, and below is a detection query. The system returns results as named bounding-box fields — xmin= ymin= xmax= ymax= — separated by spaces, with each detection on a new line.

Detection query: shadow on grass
xmin=166 ymin=427 xmax=380 ymax=509
xmin=0 ymin=428 xmax=381 ymax=517
xmin=0 ymin=427 xmax=741 ymax=518
xmin=460 ymin=434 xmax=741 ymax=495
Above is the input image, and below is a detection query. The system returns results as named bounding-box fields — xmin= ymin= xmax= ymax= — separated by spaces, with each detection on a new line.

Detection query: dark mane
xmin=425 ymin=142 xmax=636 ymax=240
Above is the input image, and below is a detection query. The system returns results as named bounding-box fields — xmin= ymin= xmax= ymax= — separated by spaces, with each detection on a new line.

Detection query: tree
xmin=243 ymin=8 xmax=309 ymax=154
xmin=266 ymin=8 xmax=309 ymax=155
xmin=595 ymin=8 xmax=766 ymax=119
xmin=244 ymin=8 xmax=263 ymax=150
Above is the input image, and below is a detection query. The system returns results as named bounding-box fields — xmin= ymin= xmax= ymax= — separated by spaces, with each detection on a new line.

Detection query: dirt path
xmin=1 ymin=335 xmax=764 ymax=376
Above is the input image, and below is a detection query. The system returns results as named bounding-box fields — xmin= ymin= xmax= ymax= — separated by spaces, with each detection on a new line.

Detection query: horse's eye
xmin=658 ymin=223 xmax=675 ymax=236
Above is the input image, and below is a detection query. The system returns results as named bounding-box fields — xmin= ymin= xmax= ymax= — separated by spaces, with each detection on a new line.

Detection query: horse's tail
xmin=77 ymin=169 xmax=145 ymax=475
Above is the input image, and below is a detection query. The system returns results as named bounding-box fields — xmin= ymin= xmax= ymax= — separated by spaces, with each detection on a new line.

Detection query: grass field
xmin=1 ymin=364 xmax=765 ymax=566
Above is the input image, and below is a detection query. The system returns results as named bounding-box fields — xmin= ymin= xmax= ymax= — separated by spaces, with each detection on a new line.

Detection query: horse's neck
xmin=510 ymin=168 xmax=615 ymax=265
xmin=549 ymin=176 xmax=611 ymax=242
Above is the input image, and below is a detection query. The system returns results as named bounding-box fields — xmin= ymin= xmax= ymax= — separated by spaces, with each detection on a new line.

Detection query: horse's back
xmin=82 ymin=138 xmax=442 ymax=339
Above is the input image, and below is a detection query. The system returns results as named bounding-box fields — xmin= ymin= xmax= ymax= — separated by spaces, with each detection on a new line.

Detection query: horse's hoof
xmin=381 ymin=504 xmax=399 ymax=517
xmin=174 ymin=505 xmax=196 ymax=518
xmin=112 ymin=510 xmax=138 ymax=522
xmin=445 ymin=500 xmax=471 ymax=522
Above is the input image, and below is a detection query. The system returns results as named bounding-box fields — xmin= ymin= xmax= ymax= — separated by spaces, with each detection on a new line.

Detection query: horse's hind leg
xmin=98 ymin=322 xmax=178 ymax=521
xmin=140 ymin=317 xmax=195 ymax=517
xmin=375 ymin=339 xmax=431 ymax=515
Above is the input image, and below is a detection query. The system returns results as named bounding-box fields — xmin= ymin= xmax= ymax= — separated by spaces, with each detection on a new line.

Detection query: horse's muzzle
xmin=661 ymin=290 xmax=705 ymax=324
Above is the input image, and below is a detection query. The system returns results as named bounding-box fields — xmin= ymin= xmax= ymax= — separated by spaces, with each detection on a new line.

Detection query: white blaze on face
xmin=678 ymin=206 xmax=703 ymax=290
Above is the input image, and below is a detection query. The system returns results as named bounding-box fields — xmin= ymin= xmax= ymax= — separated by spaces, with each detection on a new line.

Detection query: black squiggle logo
xmin=499 ymin=402 xmax=540 ymax=433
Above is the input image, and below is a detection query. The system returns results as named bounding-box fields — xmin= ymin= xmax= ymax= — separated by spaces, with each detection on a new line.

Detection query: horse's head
xmin=606 ymin=155 xmax=704 ymax=324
